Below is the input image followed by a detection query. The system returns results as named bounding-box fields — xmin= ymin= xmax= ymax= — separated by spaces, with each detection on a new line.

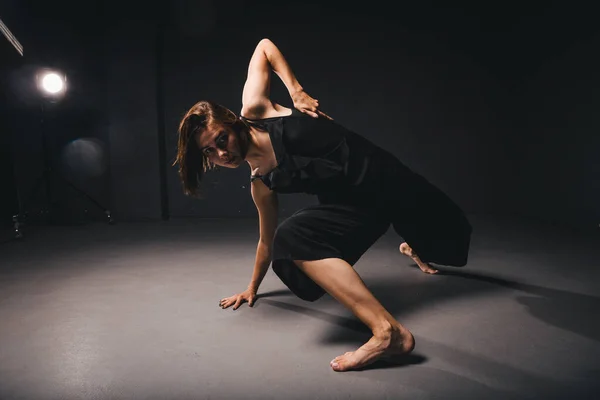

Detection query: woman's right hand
xmin=219 ymin=288 xmax=257 ymax=310
xmin=292 ymin=89 xmax=333 ymax=120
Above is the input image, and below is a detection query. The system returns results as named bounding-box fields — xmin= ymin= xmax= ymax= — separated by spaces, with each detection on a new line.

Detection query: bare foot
xmin=399 ymin=243 xmax=439 ymax=274
xmin=330 ymin=324 xmax=415 ymax=372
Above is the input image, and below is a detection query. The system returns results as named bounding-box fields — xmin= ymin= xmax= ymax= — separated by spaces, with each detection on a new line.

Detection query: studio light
xmin=36 ymin=69 xmax=67 ymax=99
xmin=41 ymin=72 xmax=64 ymax=94
xmin=10 ymin=66 xmax=113 ymax=239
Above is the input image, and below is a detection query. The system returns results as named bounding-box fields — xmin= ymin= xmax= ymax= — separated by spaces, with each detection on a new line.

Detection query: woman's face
xmin=196 ymin=123 xmax=247 ymax=168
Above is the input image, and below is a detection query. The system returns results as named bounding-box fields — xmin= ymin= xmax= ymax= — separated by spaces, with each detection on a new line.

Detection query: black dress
xmin=241 ymin=108 xmax=472 ymax=302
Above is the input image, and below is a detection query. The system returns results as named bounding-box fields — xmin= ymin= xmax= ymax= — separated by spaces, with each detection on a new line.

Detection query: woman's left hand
xmin=292 ymin=89 xmax=333 ymax=120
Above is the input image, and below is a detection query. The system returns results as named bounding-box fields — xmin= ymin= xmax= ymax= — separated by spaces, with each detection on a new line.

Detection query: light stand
xmin=12 ymin=70 xmax=113 ymax=239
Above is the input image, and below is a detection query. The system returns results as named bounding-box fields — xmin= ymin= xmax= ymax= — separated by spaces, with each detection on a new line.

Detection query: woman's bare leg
xmin=294 ymin=258 xmax=415 ymax=372
xmin=399 ymin=242 xmax=439 ymax=274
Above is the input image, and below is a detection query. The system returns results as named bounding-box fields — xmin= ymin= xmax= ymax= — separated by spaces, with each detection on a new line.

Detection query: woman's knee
xmin=272 ymin=259 xmax=326 ymax=302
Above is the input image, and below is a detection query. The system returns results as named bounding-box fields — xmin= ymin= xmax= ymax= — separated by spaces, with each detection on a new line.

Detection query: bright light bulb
xmin=41 ymin=72 xmax=64 ymax=94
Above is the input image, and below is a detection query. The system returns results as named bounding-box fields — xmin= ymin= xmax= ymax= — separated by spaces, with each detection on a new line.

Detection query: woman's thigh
xmin=271 ymin=203 xmax=390 ymax=301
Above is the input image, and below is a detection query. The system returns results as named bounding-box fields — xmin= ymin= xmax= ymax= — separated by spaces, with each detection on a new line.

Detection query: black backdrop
xmin=0 ymin=20 xmax=22 ymax=227
xmin=1 ymin=0 xmax=599 ymax=231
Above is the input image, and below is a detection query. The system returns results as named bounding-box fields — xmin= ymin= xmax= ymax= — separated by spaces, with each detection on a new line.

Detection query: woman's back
xmin=244 ymin=109 xmax=424 ymax=210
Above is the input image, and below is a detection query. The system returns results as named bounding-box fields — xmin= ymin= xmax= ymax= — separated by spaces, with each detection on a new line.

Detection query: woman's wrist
xmin=289 ymin=85 xmax=304 ymax=98
xmin=247 ymin=283 xmax=259 ymax=293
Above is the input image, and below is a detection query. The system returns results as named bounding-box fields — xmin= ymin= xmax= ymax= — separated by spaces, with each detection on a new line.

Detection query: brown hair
xmin=173 ymin=100 xmax=242 ymax=198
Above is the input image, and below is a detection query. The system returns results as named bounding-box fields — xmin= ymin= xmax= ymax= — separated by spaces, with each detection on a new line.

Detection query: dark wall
xmin=5 ymin=0 xmax=598 ymax=230
xmin=485 ymin=4 xmax=600 ymax=230
xmin=514 ymin=33 xmax=600 ymax=230
xmin=1 ymin=3 xmax=29 ymax=230
xmin=105 ymin=19 xmax=163 ymax=221
xmin=0 ymin=36 xmax=22 ymax=227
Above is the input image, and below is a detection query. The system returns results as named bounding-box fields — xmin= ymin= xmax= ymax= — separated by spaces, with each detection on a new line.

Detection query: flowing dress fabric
xmin=242 ymin=109 xmax=472 ymax=301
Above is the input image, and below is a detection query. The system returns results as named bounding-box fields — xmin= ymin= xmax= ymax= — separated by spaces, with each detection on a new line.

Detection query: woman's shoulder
xmin=240 ymin=102 xmax=293 ymax=121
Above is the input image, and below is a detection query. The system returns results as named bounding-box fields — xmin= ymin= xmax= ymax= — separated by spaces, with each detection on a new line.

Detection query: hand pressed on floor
xmin=219 ymin=288 xmax=257 ymax=310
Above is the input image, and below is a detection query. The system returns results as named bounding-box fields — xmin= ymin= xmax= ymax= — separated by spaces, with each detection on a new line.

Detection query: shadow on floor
xmin=259 ymin=267 xmax=600 ymax=347
xmin=441 ymin=268 xmax=600 ymax=344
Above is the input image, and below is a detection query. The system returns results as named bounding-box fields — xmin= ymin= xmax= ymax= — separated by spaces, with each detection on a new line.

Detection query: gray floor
xmin=1 ymin=215 xmax=599 ymax=400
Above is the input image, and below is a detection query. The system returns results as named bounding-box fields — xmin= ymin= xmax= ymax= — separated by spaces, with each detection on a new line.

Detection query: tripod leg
xmin=62 ymin=178 xmax=114 ymax=224
xmin=12 ymin=214 xmax=23 ymax=239
xmin=15 ymin=172 xmax=51 ymax=225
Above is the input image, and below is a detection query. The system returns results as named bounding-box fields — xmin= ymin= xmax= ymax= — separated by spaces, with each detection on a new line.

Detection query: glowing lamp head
xmin=41 ymin=72 xmax=65 ymax=94
xmin=37 ymin=70 xmax=67 ymax=99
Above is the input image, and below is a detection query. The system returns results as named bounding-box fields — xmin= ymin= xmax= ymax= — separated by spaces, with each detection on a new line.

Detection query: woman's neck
xmin=244 ymin=128 xmax=270 ymax=163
